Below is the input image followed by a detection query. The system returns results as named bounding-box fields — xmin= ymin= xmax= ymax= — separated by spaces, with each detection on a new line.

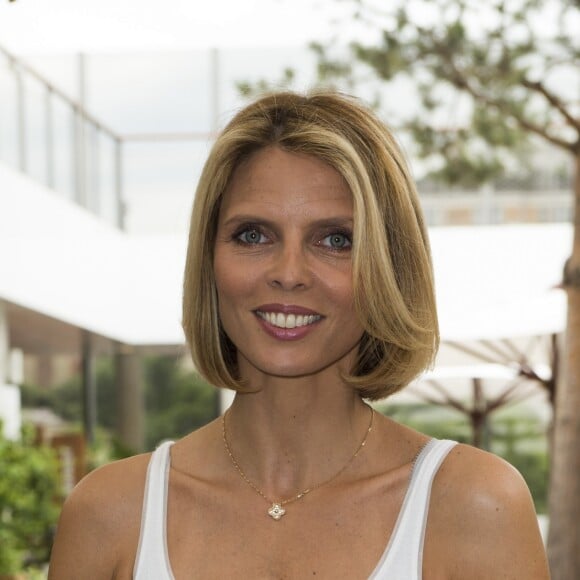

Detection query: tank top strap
xmin=133 ymin=440 xmax=175 ymax=580
xmin=370 ymin=438 xmax=458 ymax=579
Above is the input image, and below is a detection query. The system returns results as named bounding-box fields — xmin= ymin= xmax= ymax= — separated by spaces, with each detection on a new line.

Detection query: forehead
xmin=219 ymin=146 xmax=352 ymax=216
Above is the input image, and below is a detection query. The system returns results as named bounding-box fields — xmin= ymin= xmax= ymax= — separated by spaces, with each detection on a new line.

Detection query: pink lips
xmin=254 ymin=303 xmax=323 ymax=341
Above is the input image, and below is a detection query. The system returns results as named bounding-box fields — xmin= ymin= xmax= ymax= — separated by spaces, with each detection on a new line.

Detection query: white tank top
xmin=133 ymin=438 xmax=457 ymax=580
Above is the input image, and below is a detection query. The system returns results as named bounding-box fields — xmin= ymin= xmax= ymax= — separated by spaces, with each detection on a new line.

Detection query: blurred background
xmin=0 ymin=0 xmax=578 ymax=577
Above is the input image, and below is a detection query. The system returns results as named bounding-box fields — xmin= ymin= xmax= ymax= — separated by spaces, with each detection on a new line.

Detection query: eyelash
xmin=231 ymin=225 xmax=353 ymax=252
xmin=233 ymin=227 xmax=268 ymax=246
xmin=319 ymin=229 xmax=352 ymax=251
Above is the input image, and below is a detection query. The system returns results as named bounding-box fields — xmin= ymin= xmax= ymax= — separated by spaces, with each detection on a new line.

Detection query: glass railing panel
xmin=0 ymin=50 xmax=19 ymax=170
xmin=86 ymin=126 xmax=120 ymax=226
xmin=50 ymin=95 xmax=75 ymax=202
xmin=122 ymin=139 xmax=211 ymax=233
xmin=21 ymin=73 xmax=49 ymax=186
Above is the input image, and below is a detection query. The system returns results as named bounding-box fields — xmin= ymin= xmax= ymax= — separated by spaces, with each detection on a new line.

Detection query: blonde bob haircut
xmin=182 ymin=91 xmax=438 ymax=401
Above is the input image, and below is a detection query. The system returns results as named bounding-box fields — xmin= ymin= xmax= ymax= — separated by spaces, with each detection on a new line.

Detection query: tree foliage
xmin=239 ymin=0 xmax=578 ymax=186
xmin=143 ymin=356 xmax=217 ymax=449
xmin=312 ymin=0 xmax=579 ymax=185
xmin=0 ymin=423 xmax=61 ymax=574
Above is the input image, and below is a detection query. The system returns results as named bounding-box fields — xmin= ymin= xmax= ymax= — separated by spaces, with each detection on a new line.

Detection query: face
xmin=213 ymin=146 xmax=365 ymax=381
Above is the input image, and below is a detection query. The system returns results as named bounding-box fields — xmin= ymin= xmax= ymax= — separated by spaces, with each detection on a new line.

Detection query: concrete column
xmin=0 ymin=301 xmax=8 ymax=384
xmin=82 ymin=332 xmax=97 ymax=445
xmin=37 ymin=353 xmax=54 ymax=388
xmin=115 ymin=344 xmax=145 ymax=452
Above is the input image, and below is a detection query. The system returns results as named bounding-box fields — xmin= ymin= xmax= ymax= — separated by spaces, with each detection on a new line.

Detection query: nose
xmin=267 ymin=239 xmax=312 ymax=291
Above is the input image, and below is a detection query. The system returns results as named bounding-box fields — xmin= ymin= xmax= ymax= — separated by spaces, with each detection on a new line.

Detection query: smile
xmin=255 ymin=311 xmax=322 ymax=329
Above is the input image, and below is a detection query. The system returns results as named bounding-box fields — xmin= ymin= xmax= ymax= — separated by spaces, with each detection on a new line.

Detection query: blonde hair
xmin=182 ymin=91 xmax=438 ymax=400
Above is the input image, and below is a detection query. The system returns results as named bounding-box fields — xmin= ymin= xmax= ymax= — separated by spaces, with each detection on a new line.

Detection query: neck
xmin=224 ymin=370 xmax=373 ymax=501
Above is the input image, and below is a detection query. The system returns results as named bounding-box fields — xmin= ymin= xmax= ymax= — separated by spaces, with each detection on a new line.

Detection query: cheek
xmin=315 ymin=266 xmax=355 ymax=307
xmin=213 ymin=254 xmax=256 ymax=305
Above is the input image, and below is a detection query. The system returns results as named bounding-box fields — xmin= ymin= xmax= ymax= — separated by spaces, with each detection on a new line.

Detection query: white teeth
xmin=257 ymin=311 xmax=321 ymax=329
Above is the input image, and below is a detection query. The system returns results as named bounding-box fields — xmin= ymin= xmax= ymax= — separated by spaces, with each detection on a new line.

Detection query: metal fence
xmin=0 ymin=44 xmax=127 ymax=228
xmin=0 ymin=44 xmax=223 ymax=232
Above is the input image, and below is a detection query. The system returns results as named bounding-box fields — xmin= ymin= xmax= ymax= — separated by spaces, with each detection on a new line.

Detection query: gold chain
xmin=222 ymin=404 xmax=375 ymax=520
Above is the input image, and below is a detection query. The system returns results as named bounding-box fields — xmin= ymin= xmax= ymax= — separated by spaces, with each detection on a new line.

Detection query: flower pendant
xmin=268 ymin=503 xmax=286 ymax=520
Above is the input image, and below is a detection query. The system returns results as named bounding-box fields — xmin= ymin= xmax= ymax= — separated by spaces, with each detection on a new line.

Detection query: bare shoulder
xmin=48 ymin=452 xmax=152 ymax=580
xmin=435 ymin=443 xmax=532 ymax=509
xmin=426 ymin=443 xmax=550 ymax=580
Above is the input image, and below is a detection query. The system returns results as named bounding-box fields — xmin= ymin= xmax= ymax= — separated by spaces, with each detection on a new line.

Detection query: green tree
xmin=266 ymin=1 xmax=578 ymax=575
xmin=0 ymin=423 xmax=61 ymax=574
xmin=144 ymin=356 xmax=217 ymax=449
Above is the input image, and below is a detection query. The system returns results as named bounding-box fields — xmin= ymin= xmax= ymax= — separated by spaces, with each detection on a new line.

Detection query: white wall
xmin=0 ymin=162 xmax=186 ymax=345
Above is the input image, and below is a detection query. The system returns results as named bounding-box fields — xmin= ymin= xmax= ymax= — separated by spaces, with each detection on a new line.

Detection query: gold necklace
xmin=222 ymin=404 xmax=375 ymax=520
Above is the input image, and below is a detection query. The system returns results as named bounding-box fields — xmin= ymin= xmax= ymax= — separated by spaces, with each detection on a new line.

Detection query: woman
xmin=49 ymin=92 xmax=550 ymax=579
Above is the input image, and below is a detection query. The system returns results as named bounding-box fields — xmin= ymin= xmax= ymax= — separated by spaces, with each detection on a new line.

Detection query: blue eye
xmin=237 ymin=229 xmax=266 ymax=245
xmin=321 ymin=233 xmax=352 ymax=249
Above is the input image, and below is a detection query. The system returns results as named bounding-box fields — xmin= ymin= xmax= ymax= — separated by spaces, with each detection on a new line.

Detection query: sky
xmin=0 ymin=0 xmax=353 ymax=53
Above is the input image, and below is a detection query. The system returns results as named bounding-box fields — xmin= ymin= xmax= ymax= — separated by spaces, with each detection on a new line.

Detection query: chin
xmin=242 ymin=353 xmax=349 ymax=381
xmin=256 ymin=362 xmax=321 ymax=379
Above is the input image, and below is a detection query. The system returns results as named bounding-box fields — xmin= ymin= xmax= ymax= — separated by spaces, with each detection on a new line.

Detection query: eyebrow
xmin=221 ymin=215 xmax=354 ymax=229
